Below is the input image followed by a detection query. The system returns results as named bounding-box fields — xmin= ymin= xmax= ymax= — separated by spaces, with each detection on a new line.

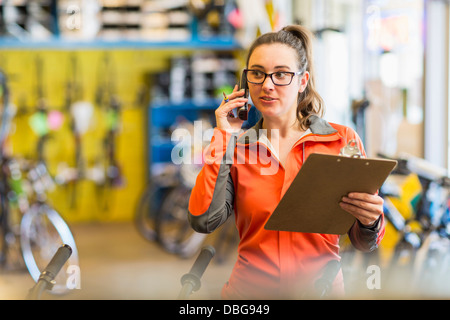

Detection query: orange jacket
xmin=188 ymin=115 xmax=385 ymax=299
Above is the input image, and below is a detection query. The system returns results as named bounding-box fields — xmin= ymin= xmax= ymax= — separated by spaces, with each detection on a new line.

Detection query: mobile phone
xmin=237 ymin=70 xmax=249 ymax=121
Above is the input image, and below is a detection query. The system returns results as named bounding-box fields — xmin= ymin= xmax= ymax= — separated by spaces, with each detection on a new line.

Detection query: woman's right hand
xmin=215 ymin=84 xmax=249 ymax=133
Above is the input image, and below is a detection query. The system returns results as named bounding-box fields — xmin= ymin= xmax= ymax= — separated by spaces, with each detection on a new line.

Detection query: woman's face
xmin=247 ymin=43 xmax=309 ymax=122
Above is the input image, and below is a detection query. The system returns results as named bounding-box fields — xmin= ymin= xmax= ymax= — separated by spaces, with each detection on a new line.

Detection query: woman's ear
xmin=298 ymin=71 xmax=310 ymax=93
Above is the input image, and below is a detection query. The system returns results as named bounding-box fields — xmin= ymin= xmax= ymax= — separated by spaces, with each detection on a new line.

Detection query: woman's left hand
xmin=339 ymin=192 xmax=384 ymax=227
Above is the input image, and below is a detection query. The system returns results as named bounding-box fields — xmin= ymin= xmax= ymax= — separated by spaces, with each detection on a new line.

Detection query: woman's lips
xmin=260 ymin=96 xmax=277 ymax=102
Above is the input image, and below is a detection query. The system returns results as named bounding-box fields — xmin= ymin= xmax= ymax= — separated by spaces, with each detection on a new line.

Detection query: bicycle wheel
xmin=384 ymin=234 xmax=420 ymax=296
xmin=416 ymin=232 xmax=450 ymax=296
xmin=0 ymin=192 xmax=25 ymax=270
xmin=134 ymin=184 xmax=173 ymax=242
xmin=20 ymin=203 xmax=79 ymax=295
xmin=156 ymin=185 xmax=207 ymax=258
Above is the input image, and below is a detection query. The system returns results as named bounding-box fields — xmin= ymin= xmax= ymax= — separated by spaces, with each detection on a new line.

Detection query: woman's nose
xmin=262 ymin=75 xmax=275 ymax=90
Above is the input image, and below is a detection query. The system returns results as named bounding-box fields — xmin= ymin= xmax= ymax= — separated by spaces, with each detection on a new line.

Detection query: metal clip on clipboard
xmin=339 ymin=139 xmax=363 ymax=158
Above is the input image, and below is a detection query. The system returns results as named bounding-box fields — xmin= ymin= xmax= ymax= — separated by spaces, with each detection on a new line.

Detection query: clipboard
xmin=264 ymin=153 xmax=397 ymax=235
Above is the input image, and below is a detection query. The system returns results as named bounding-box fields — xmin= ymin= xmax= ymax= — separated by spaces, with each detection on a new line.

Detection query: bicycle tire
xmin=20 ymin=203 xmax=79 ymax=295
xmin=415 ymin=232 xmax=450 ymax=295
xmin=134 ymin=184 xmax=173 ymax=242
xmin=0 ymin=191 xmax=8 ymax=267
xmin=156 ymin=186 xmax=207 ymax=258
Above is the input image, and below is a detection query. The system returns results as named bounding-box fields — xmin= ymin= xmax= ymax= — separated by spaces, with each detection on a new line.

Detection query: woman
xmin=188 ymin=25 xmax=385 ymax=299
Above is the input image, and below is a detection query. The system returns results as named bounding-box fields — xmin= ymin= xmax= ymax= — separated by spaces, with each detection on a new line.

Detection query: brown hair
xmin=246 ymin=25 xmax=324 ymax=130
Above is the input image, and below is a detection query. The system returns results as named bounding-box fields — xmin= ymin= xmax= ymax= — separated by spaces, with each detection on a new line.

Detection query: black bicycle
xmin=341 ymin=153 xmax=450 ymax=298
xmin=0 ymin=68 xmax=79 ymax=295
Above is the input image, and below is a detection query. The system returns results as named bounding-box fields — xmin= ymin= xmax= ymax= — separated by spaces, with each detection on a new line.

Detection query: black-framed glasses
xmin=244 ymin=69 xmax=303 ymax=86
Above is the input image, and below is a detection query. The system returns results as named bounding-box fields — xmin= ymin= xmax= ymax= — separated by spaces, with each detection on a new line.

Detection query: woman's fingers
xmin=339 ymin=192 xmax=384 ymax=227
xmin=216 ymin=98 xmax=248 ymax=118
xmin=215 ymin=85 xmax=248 ymax=131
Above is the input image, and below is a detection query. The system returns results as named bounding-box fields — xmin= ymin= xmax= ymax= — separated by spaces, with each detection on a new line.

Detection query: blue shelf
xmin=151 ymin=140 xmax=175 ymax=164
xmin=150 ymin=99 xmax=219 ymax=163
xmin=149 ymin=98 xmax=260 ymax=164
xmin=151 ymin=98 xmax=221 ymax=110
xmin=0 ymin=36 xmax=240 ymax=50
xmin=0 ymin=12 xmax=241 ymax=50
xmin=150 ymin=99 xmax=219 ymax=128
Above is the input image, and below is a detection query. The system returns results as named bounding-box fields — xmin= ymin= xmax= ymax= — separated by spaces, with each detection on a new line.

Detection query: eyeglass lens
xmin=246 ymin=70 xmax=294 ymax=86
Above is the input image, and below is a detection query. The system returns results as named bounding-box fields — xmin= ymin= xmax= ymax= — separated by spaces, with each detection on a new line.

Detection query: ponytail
xmin=246 ymin=25 xmax=325 ymax=130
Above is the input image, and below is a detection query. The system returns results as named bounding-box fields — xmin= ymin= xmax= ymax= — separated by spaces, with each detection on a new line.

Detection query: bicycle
xmin=134 ymin=163 xmax=179 ymax=243
xmin=135 ymin=116 xmax=239 ymax=261
xmin=341 ymin=152 xmax=450 ymax=298
xmin=404 ymin=155 xmax=450 ymax=297
xmin=135 ymin=116 xmax=209 ymax=256
xmin=19 ymin=158 xmax=79 ymax=295
xmin=0 ymin=68 xmax=79 ymax=295
xmin=93 ymin=52 xmax=124 ymax=213
xmin=378 ymin=154 xmax=450 ymax=297
xmin=135 ymin=167 xmax=239 ymax=261
xmin=155 ymin=153 xmax=208 ymax=259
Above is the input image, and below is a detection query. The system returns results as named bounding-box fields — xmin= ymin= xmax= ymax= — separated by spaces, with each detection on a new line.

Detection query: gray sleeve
xmin=347 ymin=215 xmax=382 ymax=252
xmin=187 ymin=134 xmax=237 ymax=234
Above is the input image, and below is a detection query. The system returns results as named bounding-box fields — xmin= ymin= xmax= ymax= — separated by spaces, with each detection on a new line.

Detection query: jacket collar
xmin=236 ymin=115 xmax=338 ymax=145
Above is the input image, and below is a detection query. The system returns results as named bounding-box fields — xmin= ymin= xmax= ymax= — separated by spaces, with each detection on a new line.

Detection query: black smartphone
xmin=237 ymin=70 xmax=249 ymax=121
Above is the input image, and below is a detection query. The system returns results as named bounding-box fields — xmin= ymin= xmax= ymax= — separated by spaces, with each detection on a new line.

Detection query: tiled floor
xmin=0 ymin=222 xmax=237 ymax=300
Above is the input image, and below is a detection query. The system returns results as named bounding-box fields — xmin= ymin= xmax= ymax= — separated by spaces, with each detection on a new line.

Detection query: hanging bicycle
xmin=0 ymin=68 xmax=79 ymax=295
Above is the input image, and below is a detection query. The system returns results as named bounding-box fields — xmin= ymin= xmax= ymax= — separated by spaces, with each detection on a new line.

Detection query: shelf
xmin=150 ymin=99 xmax=219 ymax=127
xmin=149 ymin=98 xmax=260 ymax=164
xmin=0 ymin=36 xmax=241 ymax=50
xmin=149 ymin=99 xmax=219 ymax=164
xmin=151 ymin=138 xmax=175 ymax=164
xmin=151 ymin=98 xmax=221 ymax=110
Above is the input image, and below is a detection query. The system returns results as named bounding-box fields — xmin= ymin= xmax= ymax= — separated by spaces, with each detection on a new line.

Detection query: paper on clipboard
xmin=264 ymin=153 xmax=397 ymax=235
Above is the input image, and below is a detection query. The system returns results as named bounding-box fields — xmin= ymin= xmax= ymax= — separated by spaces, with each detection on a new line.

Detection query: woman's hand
xmin=339 ymin=192 xmax=384 ymax=227
xmin=215 ymin=84 xmax=249 ymax=133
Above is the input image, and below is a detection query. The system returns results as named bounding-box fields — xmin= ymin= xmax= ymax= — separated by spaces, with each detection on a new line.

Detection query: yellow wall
xmin=0 ymin=48 xmax=187 ymax=222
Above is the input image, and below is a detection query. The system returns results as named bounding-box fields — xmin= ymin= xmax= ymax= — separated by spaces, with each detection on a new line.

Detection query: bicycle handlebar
xmin=26 ymin=244 xmax=72 ymax=300
xmin=315 ymin=259 xmax=341 ymax=299
xmin=378 ymin=152 xmax=450 ymax=186
xmin=178 ymin=245 xmax=215 ymax=299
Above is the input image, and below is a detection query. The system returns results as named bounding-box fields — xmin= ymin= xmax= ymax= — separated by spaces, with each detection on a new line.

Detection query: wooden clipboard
xmin=264 ymin=153 xmax=397 ymax=235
